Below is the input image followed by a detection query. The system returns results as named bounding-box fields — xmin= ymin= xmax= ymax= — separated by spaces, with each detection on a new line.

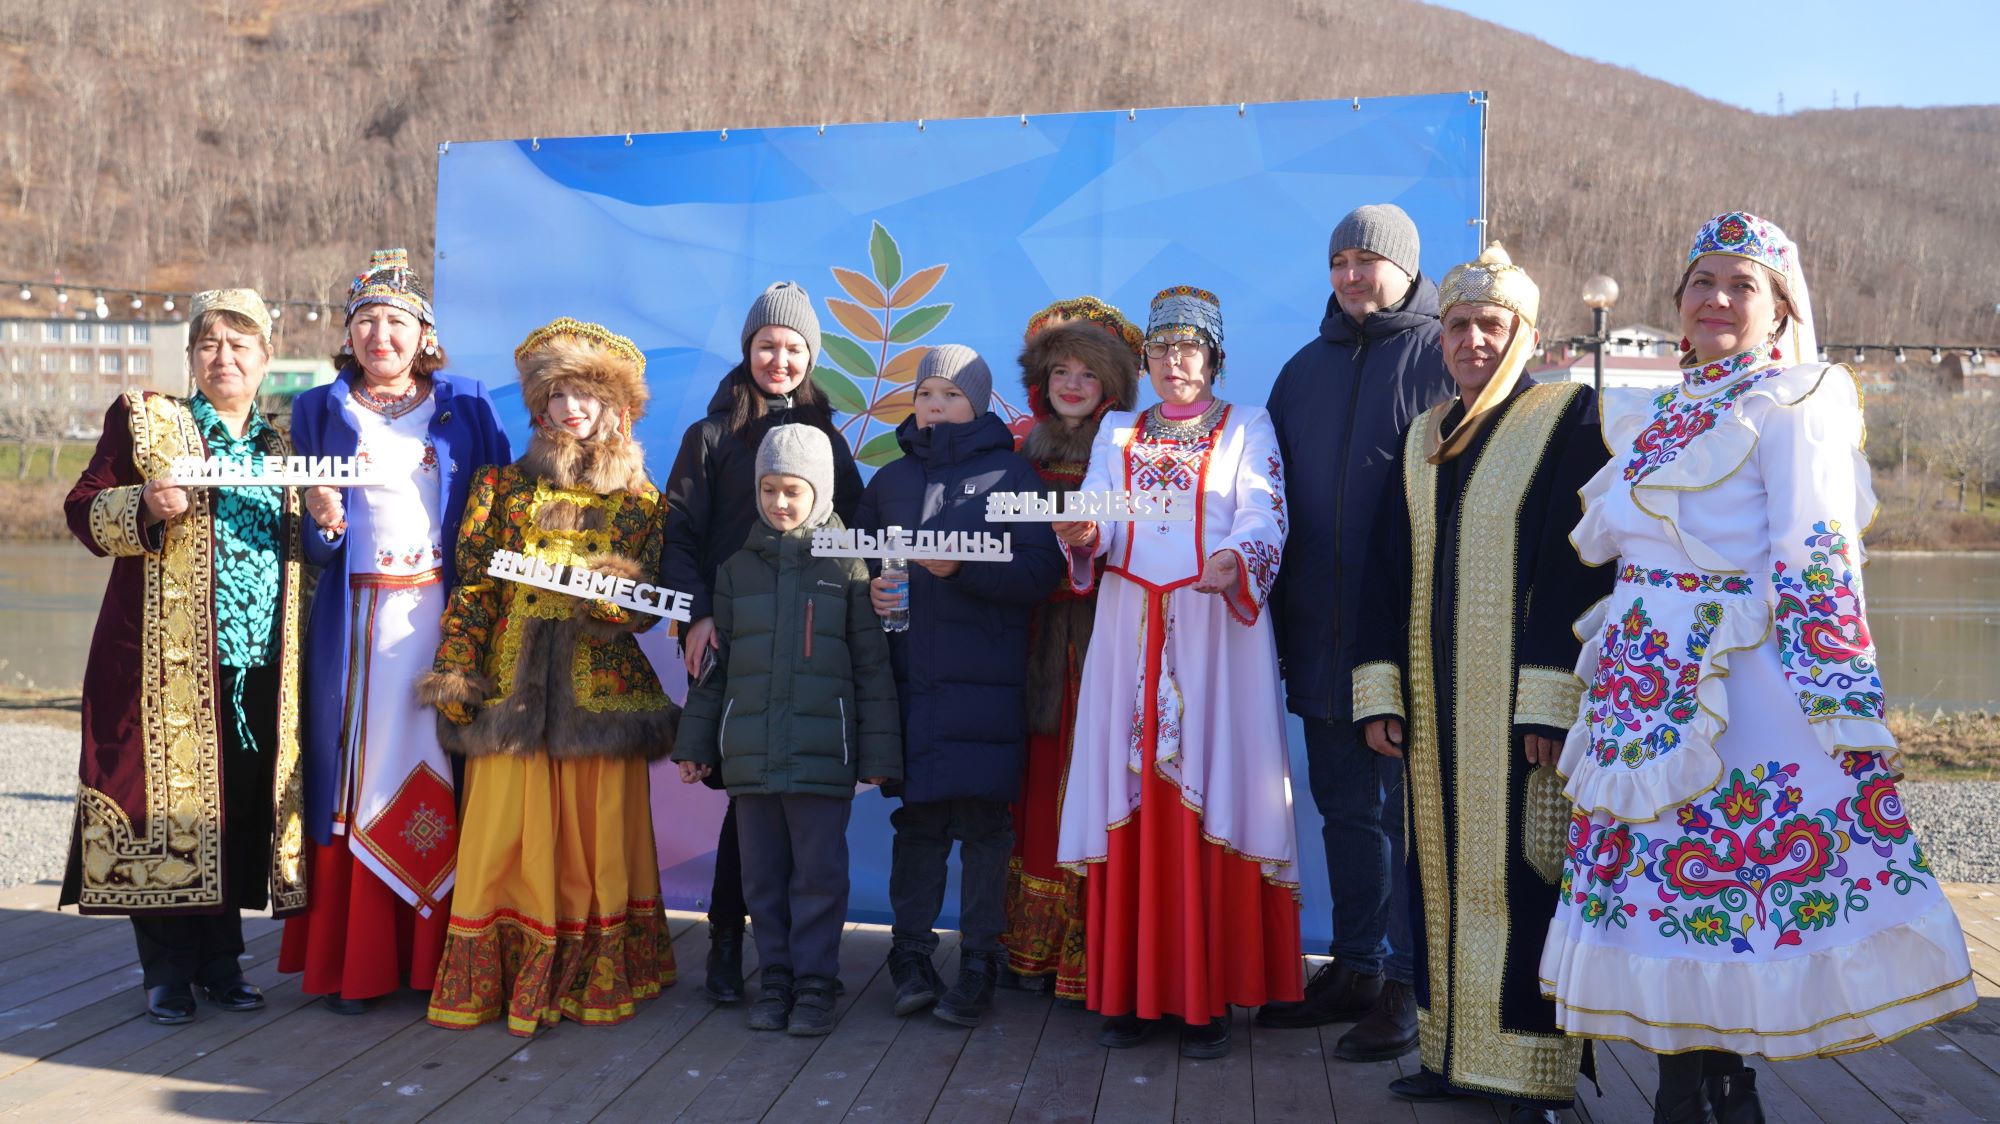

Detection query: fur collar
xmin=1020 ymin=414 xmax=1101 ymax=468
xmin=516 ymin=428 xmax=649 ymax=495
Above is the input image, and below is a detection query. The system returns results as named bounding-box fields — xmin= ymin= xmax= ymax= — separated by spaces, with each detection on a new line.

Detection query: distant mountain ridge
xmin=0 ymin=0 xmax=1993 ymax=349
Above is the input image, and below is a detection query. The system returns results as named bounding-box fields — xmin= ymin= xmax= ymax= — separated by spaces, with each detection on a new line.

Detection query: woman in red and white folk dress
xmin=1053 ymin=285 xmax=1301 ymax=1060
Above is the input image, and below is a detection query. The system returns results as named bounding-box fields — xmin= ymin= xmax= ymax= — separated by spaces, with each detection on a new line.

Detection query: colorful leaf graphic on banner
xmin=820 ymin=222 xmax=1028 ymax=467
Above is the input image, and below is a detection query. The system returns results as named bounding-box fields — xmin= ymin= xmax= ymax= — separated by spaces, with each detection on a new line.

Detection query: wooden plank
xmin=1576 ymin=1039 xmax=1655 ymax=1124
xmin=1312 ymin=1020 xmax=1412 ymax=1124
xmin=119 ymin=987 xmax=431 ymax=1119
xmin=1171 ymin=1006 xmax=1252 ymax=1124
xmin=1735 ymin=1054 xmax=1826 ymax=1124
xmin=0 ymin=922 xmax=141 ymax=1011
xmin=1868 ymin=1023 xmax=2000 ymax=1124
xmin=1766 ymin=1055 xmax=1899 ymax=1124
xmin=1928 ymin=1002 xmax=2000 ymax=1089
xmin=1396 ymin=1052 xmax=1500 ymax=1123
xmin=261 ymin=914 xmax=708 ymax=1124
xmin=1832 ymin=1037 xmax=1985 ymax=1124
xmin=1247 ymin=1018 xmax=1332 ymax=1121
xmin=0 ymin=906 xmax=109 ymax=964
xmin=1007 ymin=991 xmax=1106 ymax=1122
xmin=924 ymin=985 xmax=1051 ymax=1123
xmin=0 ymin=882 xmax=65 ymax=911
xmin=765 ymin=929 xmax=950 ymax=1121
xmin=1089 ymin=1011 xmax=1177 ymax=1124
xmin=787 ymin=935 xmax=963 ymax=1122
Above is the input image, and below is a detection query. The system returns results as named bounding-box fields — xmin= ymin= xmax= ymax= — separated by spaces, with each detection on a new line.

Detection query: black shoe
xmin=145 ymin=984 xmax=196 ymax=1025
xmin=1704 ymin=1068 xmax=1763 ymax=1124
xmin=933 ymin=951 xmax=1002 ymax=1028
xmin=1180 ymin=1015 xmax=1232 ymax=1059
xmin=748 ymin=965 xmax=794 ymax=1031
xmin=1255 ymin=958 xmax=1383 ymax=1028
xmin=887 ymin=947 xmax=942 ymax=1016
xmin=1654 ymin=1051 xmax=1717 ymax=1124
xmin=787 ymin=975 xmax=837 ymax=1036
xmin=1389 ymin=1068 xmax=1460 ymax=1103
xmin=1509 ymin=1106 xmax=1560 ymax=1124
xmin=1334 ymin=979 xmax=1417 ymax=1061
xmin=704 ymin=923 xmax=746 ymax=1004
xmin=321 ymin=993 xmax=372 ymax=1016
xmin=1098 ymin=1012 xmax=1160 ymax=1049
xmin=200 ymin=978 xmax=265 ymax=1012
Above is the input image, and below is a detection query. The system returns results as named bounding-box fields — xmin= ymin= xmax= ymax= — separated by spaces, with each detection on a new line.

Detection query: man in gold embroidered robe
xmin=61 ymin=290 xmax=308 ymax=1025
xmin=1350 ymin=246 xmax=1610 ymax=1119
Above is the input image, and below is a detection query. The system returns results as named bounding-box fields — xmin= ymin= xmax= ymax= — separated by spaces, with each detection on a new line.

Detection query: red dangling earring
xmin=1770 ymin=344 xmax=1782 ymax=361
xmin=1679 ymin=336 xmax=1691 ymax=352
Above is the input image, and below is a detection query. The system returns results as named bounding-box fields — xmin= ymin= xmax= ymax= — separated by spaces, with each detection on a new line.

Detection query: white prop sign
xmin=983 ymin=489 xmax=1189 ymax=522
xmin=167 ymin=455 xmax=383 ymax=487
xmin=810 ymin=524 xmax=1014 ymax=562
xmin=486 ymin=549 xmax=694 ymax=621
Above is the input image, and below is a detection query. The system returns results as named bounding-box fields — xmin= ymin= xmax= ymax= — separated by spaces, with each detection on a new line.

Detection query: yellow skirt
xmin=426 ymin=754 xmax=676 ymax=1035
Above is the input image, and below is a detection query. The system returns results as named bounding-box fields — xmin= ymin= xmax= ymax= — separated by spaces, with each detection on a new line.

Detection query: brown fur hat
xmin=1017 ymin=322 xmax=1142 ymax=422
xmin=515 ymin=318 xmax=650 ymax=426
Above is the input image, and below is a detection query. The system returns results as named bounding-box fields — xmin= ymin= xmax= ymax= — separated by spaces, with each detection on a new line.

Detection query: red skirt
xmin=1084 ymin=758 xmax=1302 ymax=1021
xmin=278 ymin=838 xmax=449 ymax=998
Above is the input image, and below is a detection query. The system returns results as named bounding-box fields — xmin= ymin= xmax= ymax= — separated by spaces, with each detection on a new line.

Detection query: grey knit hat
xmin=916 ymin=344 xmax=993 ymax=416
xmin=1329 ymin=203 xmax=1421 ymax=281
xmin=741 ymin=281 xmax=821 ymax=365
xmin=754 ymin=423 xmax=836 ymax=530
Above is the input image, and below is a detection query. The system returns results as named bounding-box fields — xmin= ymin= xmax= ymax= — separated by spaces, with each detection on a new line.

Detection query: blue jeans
xmin=1304 ymin=716 xmax=1414 ymax=984
xmin=888 ymin=798 xmax=1013 ymax=955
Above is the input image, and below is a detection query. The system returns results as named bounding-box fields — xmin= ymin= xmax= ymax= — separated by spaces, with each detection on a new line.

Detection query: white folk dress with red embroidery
xmin=1539 ymin=352 xmax=1976 ymax=1058
xmin=336 ymin=390 xmax=457 ymax=916
xmin=1056 ymin=400 xmax=1297 ymax=886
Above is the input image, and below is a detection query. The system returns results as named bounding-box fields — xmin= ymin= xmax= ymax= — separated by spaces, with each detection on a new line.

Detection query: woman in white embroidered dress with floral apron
xmin=1539 ymin=213 xmax=1976 ymax=1123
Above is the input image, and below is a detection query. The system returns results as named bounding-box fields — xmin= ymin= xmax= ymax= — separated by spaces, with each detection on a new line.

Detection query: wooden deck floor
xmin=0 ymin=880 xmax=1994 ymax=1123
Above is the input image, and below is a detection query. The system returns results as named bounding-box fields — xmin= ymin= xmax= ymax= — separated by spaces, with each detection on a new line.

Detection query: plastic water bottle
xmin=881 ymin=556 xmax=910 ymax=633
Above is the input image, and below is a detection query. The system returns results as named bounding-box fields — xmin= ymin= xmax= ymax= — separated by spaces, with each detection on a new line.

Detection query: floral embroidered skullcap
xmin=188 ymin=288 xmax=273 ymax=347
xmin=514 ymin=316 xmax=647 ymax=375
xmin=346 ymin=247 xmax=436 ymax=326
xmin=1685 ymin=212 xmax=1792 ymax=276
xmin=1024 ymin=295 xmax=1144 ymax=360
xmin=1147 ymin=285 xmax=1224 ymax=351
xmin=1438 ymin=242 xmax=1541 ymax=327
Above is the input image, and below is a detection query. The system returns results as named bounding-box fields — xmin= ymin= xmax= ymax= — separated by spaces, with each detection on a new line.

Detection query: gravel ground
xmin=0 ymin=721 xmax=1994 ymax=888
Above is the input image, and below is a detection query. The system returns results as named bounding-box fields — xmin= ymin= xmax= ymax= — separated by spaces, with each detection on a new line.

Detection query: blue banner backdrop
xmin=434 ymin=93 xmax=1486 ymax=944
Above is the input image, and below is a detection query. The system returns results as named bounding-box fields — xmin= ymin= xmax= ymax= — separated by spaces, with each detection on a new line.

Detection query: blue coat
xmin=853 ymin=413 xmax=1062 ymax=804
xmin=1264 ymin=278 xmax=1454 ymax=722
xmin=290 ymin=371 xmax=512 ymax=844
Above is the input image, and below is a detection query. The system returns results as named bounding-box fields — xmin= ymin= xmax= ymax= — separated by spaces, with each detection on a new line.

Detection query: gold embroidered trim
xmin=1352 ymin=660 xmax=1405 ymax=721
xmin=1408 ymin=382 xmax=1587 ymax=1102
xmin=270 ymin=466 xmax=308 ymax=912
xmin=87 ymin=484 xmax=148 ymax=557
xmin=1514 ymin=664 xmax=1584 ymax=731
xmin=1522 ymin=765 xmax=1567 ymax=886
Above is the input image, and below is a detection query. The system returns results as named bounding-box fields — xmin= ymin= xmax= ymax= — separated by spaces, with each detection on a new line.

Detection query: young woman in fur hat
xmin=419 ymin=318 xmax=679 ymax=1036
xmin=997 ymin=298 xmax=1142 ymax=1002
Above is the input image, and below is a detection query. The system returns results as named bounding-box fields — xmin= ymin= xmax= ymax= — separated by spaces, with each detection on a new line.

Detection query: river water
xmin=2 ymin=540 xmax=1996 ymax=711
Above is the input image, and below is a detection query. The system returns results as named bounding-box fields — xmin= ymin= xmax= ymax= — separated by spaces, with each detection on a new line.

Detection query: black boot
xmin=787 ymin=975 xmax=837 ymax=1037
xmin=704 ymin=923 xmax=746 ymax=1004
xmin=1255 ymin=958 xmax=1384 ymax=1028
xmin=1654 ymin=1052 xmax=1716 ymax=1124
xmin=1334 ymin=979 xmax=1417 ymax=1061
xmin=1701 ymin=1052 xmax=1764 ymax=1124
xmin=888 ymin=946 xmax=942 ymax=1016
xmin=933 ymin=950 xmax=1001 ymax=1027
xmin=145 ymin=984 xmax=196 ymax=1025
xmin=747 ymin=965 xmax=794 ymax=1031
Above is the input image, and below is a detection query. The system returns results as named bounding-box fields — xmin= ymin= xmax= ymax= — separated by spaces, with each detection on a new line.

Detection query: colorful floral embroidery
xmin=1564 ymin=755 xmax=1932 ymax=955
xmin=1622 ymin=355 xmax=1783 ymax=483
xmin=1239 ymin=540 xmax=1282 ymax=608
xmin=1772 ymin=520 xmax=1885 ymax=721
xmin=1584 ymin=596 xmax=1720 ymax=770
xmin=1682 ymin=340 xmax=1776 ymax=392
xmin=1618 ymin=564 xmax=1754 ymax=595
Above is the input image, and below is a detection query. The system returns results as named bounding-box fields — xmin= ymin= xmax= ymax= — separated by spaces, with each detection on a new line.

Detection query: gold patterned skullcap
xmin=1438 ymin=242 xmax=1540 ymax=327
xmin=513 ymin=317 xmax=646 ymax=375
xmin=188 ymin=288 xmax=273 ymax=346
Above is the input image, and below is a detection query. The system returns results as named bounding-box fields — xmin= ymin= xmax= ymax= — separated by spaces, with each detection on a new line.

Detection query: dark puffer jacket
xmin=673 ymin=516 xmax=901 ymax=796
xmin=1264 ymin=277 xmax=1453 ymax=722
xmin=660 ymin=369 xmax=864 ymax=624
xmin=853 ymin=413 xmax=1063 ymax=804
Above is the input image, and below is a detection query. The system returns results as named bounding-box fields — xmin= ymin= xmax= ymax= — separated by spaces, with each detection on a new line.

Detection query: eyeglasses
xmin=1144 ymin=340 xmax=1206 ymax=361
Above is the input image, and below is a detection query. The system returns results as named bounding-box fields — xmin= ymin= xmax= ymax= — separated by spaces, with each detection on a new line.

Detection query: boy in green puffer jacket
xmin=674 ymin=424 xmax=900 ymax=1037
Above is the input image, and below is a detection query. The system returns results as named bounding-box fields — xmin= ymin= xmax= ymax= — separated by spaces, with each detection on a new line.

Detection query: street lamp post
xmin=1581 ymin=274 xmax=1620 ymax=397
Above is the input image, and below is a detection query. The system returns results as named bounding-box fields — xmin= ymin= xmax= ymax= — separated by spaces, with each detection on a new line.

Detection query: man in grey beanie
xmin=914 ymin=343 xmax=994 ymax=415
xmin=1256 ymin=202 xmax=1453 ymax=1060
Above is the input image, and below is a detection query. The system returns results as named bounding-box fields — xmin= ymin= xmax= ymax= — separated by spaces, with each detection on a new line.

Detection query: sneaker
xmin=747 ymin=965 xmax=794 ymax=1031
xmin=933 ymin=951 xmax=1001 ymax=1027
xmin=1255 ymin=958 xmax=1383 ymax=1028
xmin=786 ymin=976 xmax=837 ymax=1037
xmin=887 ymin=947 xmax=942 ymax=1016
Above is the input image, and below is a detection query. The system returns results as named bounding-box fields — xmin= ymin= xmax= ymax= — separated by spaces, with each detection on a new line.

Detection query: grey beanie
xmin=1329 ymin=203 xmax=1421 ymax=281
xmin=741 ymin=281 xmax=821 ymax=365
xmin=915 ymin=344 xmax=993 ymax=416
xmin=754 ymin=423 xmax=836 ymax=530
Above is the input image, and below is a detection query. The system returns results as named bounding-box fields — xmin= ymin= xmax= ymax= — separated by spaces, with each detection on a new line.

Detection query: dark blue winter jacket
xmin=853 ymin=413 xmax=1063 ymax=804
xmin=1265 ymin=277 xmax=1453 ymax=722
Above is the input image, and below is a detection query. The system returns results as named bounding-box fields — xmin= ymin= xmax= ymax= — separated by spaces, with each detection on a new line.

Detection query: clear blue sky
xmin=1423 ymin=1 xmax=1999 ymax=113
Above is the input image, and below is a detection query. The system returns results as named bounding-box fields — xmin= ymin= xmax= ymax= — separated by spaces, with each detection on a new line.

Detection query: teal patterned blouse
xmin=187 ymin=394 xmax=281 ymax=670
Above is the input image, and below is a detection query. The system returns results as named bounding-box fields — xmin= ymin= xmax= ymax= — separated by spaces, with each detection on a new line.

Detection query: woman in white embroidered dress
xmin=1539 ymin=214 xmax=1976 ymax=1122
xmin=1053 ymin=285 xmax=1300 ymax=1062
